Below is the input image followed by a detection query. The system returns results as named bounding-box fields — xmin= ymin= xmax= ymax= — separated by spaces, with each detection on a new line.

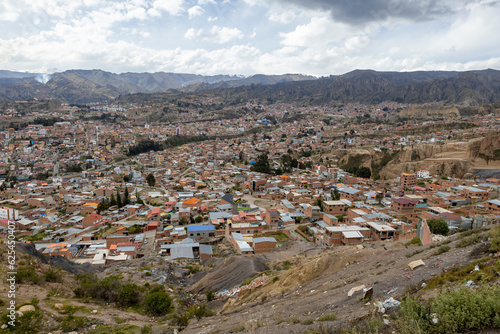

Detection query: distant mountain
xmin=197 ymin=69 xmax=500 ymax=105
xmin=0 ymin=70 xmax=41 ymax=79
xmin=0 ymin=69 xmax=315 ymax=104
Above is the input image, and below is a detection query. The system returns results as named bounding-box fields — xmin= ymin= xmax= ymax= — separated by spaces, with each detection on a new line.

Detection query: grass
xmin=406 ymin=237 xmax=423 ymax=246
xmin=406 ymin=248 xmax=425 ymax=258
xmin=424 ymin=257 xmax=498 ymax=290
xmin=456 ymin=233 xmax=484 ymax=248
xmin=302 ymin=318 xmax=315 ymax=325
xmin=317 ymin=313 xmax=337 ymax=322
xmin=433 ymin=245 xmax=451 ymax=256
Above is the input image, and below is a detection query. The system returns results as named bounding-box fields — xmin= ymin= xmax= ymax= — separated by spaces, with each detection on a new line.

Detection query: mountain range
xmin=0 ymin=68 xmax=499 ymax=105
xmin=0 ymin=69 xmax=314 ymax=104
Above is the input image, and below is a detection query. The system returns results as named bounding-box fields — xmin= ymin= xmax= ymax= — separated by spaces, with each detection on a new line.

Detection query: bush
xmin=406 ymin=237 xmax=423 ymax=246
xmin=432 ymin=286 xmax=500 ymax=333
xmin=141 ymin=325 xmax=152 ymax=334
xmin=457 ymin=234 xmax=483 ymax=248
xmin=434 ymin=245 xmax=451 ymax=255
xmin=118 ymin=283 xmax=142 ymax=308
xmin=205 ymin=289 xmax=215 ymax=302
xmin=143 ymin=291 xmax=173 ymax=316
xmin=427 ymin=218 xmax=449 ymax=236
xmin=43 ymin=267 xmax=62 ymax=283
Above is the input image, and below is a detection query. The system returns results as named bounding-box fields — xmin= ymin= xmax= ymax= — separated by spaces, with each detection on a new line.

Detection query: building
xmin=401 ymin=173 xmax=417 ymax=189
xmin=0 ymin=207 xmax=18 ymax=220
xmin=391 ymin=198 xmax=417 ymax=215
xmin=417 ymin=170 xmax=430 ymax=179
xmin=323 ymin=200 xmax=346 ymax=215
xmin=187 ymin=225 xmax=216 ymax=241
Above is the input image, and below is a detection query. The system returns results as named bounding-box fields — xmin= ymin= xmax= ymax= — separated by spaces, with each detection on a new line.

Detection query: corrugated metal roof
xmin=342 ymin=231 xmax=363 ymax=238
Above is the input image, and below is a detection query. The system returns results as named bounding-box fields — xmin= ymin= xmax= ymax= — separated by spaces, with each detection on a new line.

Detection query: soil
xmin=181 ymin=227 xmax=498 ymax=334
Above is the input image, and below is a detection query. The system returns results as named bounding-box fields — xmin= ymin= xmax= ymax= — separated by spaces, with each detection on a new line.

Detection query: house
xmin=486 ymin=199 xmax=500 ymax=212
xmin=253 ymin=237 xmax=277 ymax=253
xmin=323 ymin=200 xmax=346 ymax=215
xmin=339 ymin=187 xmax=362 ymax=201
xmin=401 ymin=173 xmax=417 ymax=188
xmin=187 ymin=225 xmax=216 ymax=241
xmin=183 ymin=197 xmax=201 ymax=208
xmin=279 ymin=200 xmax=295 ymax=213
xmin=391 ymin=198 xmax=416 ymax=215
xmin=265 ymin=209 xmax=281 ymax=229
xmin=82 ymin=213 xmax=104 ymax=228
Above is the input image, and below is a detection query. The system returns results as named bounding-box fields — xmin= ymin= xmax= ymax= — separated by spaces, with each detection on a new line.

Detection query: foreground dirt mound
xmin=16 ymin=242 xmax=101 ymax=275
xmin=188 ymin=255 xmax=269 ymax=294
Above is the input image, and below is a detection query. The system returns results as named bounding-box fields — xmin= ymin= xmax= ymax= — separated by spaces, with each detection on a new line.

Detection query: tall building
xmin=401 ymin=173 xmax=417 ymax=188
xmin=0 ymin=207 xmax=19 ymax=220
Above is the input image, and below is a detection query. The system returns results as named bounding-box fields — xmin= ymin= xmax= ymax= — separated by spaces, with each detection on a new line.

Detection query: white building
xmin=417 ymin=170 xmax=430 ymax=179
xmin=0 ymin=207 xmax=19 ymax=221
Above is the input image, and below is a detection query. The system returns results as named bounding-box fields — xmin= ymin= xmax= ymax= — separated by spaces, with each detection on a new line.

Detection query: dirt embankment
xmin=16 ymin=242 xmax=101 ymax=275
xmin=339 ymin=135 xmax=500 ymax=179
xmin=187 ymin=255 xmax=269 ymax=294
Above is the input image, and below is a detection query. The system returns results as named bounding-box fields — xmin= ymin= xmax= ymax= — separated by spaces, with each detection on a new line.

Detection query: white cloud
xmin=280 ymin=16 xmax=355 ymax=47
xmin=188 ymin=5 xmax=204 ymax=18
xmin=185 ymin=26 xmax=244 ymax=44
xmin=207 ymin=16 xmax=218 ymax=21
xmin=268 ymin=9 xmax=296 ymax=24
xmin=151 ymin=0 xmax=184 ymax=16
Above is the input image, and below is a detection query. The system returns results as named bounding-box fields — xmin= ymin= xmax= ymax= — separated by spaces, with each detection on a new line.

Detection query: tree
xmin=427 ymin=218 xmax=449 ymax=236
xmin=331 ymin=188 xmax=340 ymax=201
xmin=195 ymin=215 xmax=203 ymax=223
xmin=179 ymin=217 xmax=188 ymax=225
xmin=124 ymin=187 xmax=130 ymax=206
xmin=116 ymin=190 xmax=122 ymax=208
xmin=146 ymin=173 xmax=156 ymax=187
xmin=136 ymin=191 xmax=144 ymax=205
xmin=123 ymin=174 xmax=131 ymax=182
xmin=110 ymin=193 xmax=117 ymax=207
xmin=313 ymin=196 xmax=324 ymax=211
xmin=250 ymin=153 xmax=271 ymax=174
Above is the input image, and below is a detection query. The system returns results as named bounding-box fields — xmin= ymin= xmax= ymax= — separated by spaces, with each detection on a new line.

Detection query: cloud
xmin=151 ymin=0 xmax=185 ymax=16
xmin=185 ymin=25 xmax=244 ymax=44
xmin=268 ymin=0 xmax=475 ymax=25
xmin=188 ymin=5 xmax=204 ymax=18
xmin=268 ymin=9 xmax=297 ymax=23
xmin=280 ymin=16 xmax=355 ymax=47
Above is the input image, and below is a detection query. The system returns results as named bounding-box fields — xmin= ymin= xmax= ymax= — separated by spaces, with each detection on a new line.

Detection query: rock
xmin=348 ymin=285 xmax=366 ymax=297
xmin=68 ymin=332 xmax=79 ymax=334
xmin=19 ymin=305 xmax=36 ymax=313
xmin=408 ymin=259 xmax=425 ymax=270
xmin=92 ymin=310 xmax=98 ymax=314
xmin=1 ymin=324 xmax=8 ymax=329
xmin=362 ymin=287 xmax=373 ymax=301
xmin=54 ymin=303 xmax=65 ymax=310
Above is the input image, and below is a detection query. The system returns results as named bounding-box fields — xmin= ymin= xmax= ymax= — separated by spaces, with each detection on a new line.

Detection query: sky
xmin=1 ymin=0 xmax=500 ymax=77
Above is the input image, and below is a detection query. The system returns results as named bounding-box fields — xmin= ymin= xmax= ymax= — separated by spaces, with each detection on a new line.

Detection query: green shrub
xmin=143 ymin=291 xmax=173 ymax=316
xmin=205 ymin=289 xmax=215 ymax=302
xmin=141 ymin=325 xmax=153 ymax=334
xmin=456 ymin=234 xmax=483 ymax=248
xmin=434 ymin=245 xmax=451 ymax=255
xmin=43 ymin=267 xmax=62 ymax=283
xmin=432 ymin=286 xmax=500 ymax=333
xmin=427 ymin=218 xmax=449 ymax=236
xmin=118 ymin=283 xmax=142 ymax=308
xmin=406 ymin=237 xmax=422 ymax=246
